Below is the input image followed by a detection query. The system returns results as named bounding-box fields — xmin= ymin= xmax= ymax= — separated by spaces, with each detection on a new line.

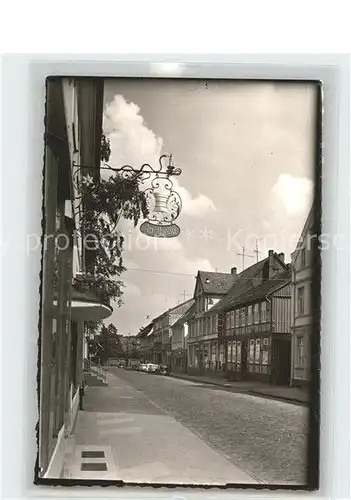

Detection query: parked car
xmin=146 ymin=363 xmax=159 ymax=373
xmin=117 ymin=361 xmax=125 ymax=368
xmin=159 ymin=364 xmax=169 ymax=375
xmin=139 ymin=363 xmax=148 ymax=372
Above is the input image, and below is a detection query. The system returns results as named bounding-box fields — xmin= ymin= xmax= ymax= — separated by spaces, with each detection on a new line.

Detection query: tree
xmin=94 ymin=323 xmax=125 ymax=363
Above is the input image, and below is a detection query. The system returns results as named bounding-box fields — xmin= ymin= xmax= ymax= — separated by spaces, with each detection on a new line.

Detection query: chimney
xmin=268 ymin=249 xmax=275 ymax=278
xmin=231 ymin=267 xmax=237 ymax=276
xmin=278 ymin=252 xmax=285 ymax=263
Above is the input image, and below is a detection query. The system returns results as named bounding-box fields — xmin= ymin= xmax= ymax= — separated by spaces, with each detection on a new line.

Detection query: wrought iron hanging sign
xmin=72 ymin=153 xmax=182 ymax=238
xmin=140 ymin=154 xmax=182 ymax=238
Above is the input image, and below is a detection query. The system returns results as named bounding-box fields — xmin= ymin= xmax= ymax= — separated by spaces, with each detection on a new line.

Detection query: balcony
xmin=70 ymin=284 xmax=113 ymax=321
xmin=53 ymin=280 xmax=113 ymax=322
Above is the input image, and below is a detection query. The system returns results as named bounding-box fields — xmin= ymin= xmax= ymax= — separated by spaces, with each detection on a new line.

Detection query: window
xmin=301 ymin=248 xmax=306 ymax=267
xmin=255 ymin=339 xmax=261 ymax=363
xmin=297 ymin=336 xmax=305 ymax=366
xmin=253 ymin=303 xmax=259 ymax=323
xmin=297 ymin=286 xmax=305 ymax=314
xmin=226 ymin=312 xmax=231 ymax=330
xmin=247 ymin=305 xmax=252 ymax=325
xmin=227 ymin=342 xmax=232 ymax=363
xmin=232 ymin=341 xmax=237 ymax=362
xmin=235 ymin=310 xmax=240 ymax=329
xmin=236 ymin=341 xmax=241 ymax=363
xmin=249 ymin=339 xmax=255 ymax=362
xmin=261 ymin=302 xmax=267 ymax=323
xmin=241 ymin=308 xmax=246 ymax=326
xmin=230 ymin=311 xmax=235 ymax=328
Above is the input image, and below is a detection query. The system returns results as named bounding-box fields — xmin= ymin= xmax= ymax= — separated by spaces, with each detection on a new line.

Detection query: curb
xmin=169 ymin=373 xmax=228 ymax=388
xmin=169 ymin=373 xmax=307 ymax=406
xmin=247 ymin=390 xmax=308 ymax=407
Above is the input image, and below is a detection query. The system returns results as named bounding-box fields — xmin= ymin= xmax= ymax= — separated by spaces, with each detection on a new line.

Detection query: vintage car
xmin=158 ymin=364 xmax=169 ymax=375
xmin=146 ymin=363 xmax=159 ymax=373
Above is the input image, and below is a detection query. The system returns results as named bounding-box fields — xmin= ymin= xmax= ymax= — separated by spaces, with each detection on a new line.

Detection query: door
xmin=272 ymin=338 xmax=291 ymax=385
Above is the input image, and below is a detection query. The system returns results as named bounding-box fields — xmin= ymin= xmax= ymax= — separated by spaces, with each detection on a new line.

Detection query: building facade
xmin=222 ymin=269 xmax=292 ymax=385
xmin=206 ymin=251 xmax=290 ymax=384
xmin=290 ymin=208 xmax=314 ymax=387
xmin=187 ymin=270 xmax=237 ymax=374
xmin=38 ymin=78 xmax=112 ymax=479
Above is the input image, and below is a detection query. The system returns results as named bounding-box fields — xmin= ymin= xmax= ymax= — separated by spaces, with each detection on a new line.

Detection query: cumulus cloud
xmin=173 ymin=180 xmax=217 ymax=217
xmin=103 ymin=94 xmax=216 ymax=217
xmin=271 ymin=174 xmax=313 ymax=215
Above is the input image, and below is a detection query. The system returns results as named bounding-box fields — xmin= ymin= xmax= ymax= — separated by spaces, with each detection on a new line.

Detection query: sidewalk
xmin=169 ymin=372 xmax=309 ymax=405
xmin=63 ymin=371 xmax=259 ymax=485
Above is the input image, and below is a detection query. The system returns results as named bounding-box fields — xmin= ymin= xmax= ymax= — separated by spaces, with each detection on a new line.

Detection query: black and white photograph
xmin=36 ymin=76 xmax=321 ymax=488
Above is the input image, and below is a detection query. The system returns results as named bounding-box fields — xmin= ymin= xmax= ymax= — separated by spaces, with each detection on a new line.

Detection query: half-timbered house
xmin=208 ymin=250 xmax=291 ymax=384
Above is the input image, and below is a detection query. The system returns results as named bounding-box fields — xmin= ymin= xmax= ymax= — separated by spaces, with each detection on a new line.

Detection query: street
xmin=67 ymin=368 xmax=309 ymax=485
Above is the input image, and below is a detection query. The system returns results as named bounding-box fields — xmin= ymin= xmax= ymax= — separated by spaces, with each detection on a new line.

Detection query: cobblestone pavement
xmin=107 ymin=368 xmax=309 ymax=485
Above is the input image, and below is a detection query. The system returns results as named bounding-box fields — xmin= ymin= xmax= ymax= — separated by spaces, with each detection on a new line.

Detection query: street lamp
xmin=73 ymin=153 xmax=182 ymax=238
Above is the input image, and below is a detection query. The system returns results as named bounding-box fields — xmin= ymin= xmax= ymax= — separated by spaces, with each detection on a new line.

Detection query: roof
xmin=197 ymin=271 xmax=237 ymax=295
xmin=137 ymin=322 xmax=153 ymax=338
xmin=208 ymin=258 xmax=268 ymax=313
xmin=230 ymin=269 xmax=291 ymax=307
xmin=151 ymin=298 xmax=194 ymax=324
xmin=172 ymin=303 xmax=196 ymax=328
xmin=207 ymin=253 xmax=289 ymax=314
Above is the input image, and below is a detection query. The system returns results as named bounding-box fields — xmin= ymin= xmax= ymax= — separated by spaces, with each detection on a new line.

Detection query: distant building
xmin=136 ymin=322 xmax=154 ymax=362
xmin=290 ymin=207 xmax=314 ymax=388
xmin=150 ymin=299 xmax=195 ymax=366
xmin=171 ymin=302 xmax=196 ymax=372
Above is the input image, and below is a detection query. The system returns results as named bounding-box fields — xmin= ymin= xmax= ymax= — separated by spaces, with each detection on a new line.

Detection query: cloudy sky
xmin=102 ymin=79 xmax=316 ymax=335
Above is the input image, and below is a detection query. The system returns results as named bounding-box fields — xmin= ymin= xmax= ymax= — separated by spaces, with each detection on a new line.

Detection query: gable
xmin=193 ymin=274 xmax=203 ymax=298
xmin=292 ymin=204 xmax=314 ymax=263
